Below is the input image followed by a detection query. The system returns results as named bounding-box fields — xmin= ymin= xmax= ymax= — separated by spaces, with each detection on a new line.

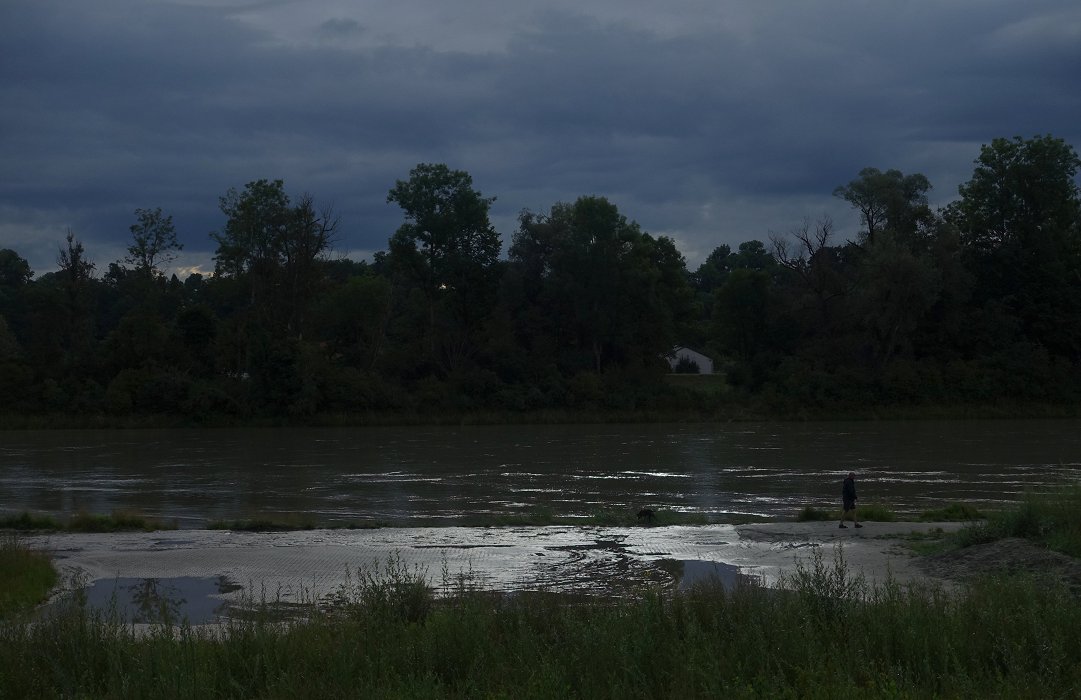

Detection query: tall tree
xmin=54 ymin=231 xmax=99 ymax=372
xmin=281 ymin=194 xmax=337 ymax=338
xmin=125 ymin=207 xmax=182 ymax=277
xmin=0 ymin=249 xmax=32 ymax=289
xmin=212 ymin=179 xmax=291 ymax=285
xmin=0 ymin=249 xmax=33 ymax=328
xmin=946 ymin=135 xmax=1081 ymax=359
xmin=212 ymin=180 xmax=335 ymax=337
xmin=770 ymin=217 xmax=850 ymax=327
xmin=834 ymin=167 xmax=932 ymax=244
xmin=510 ymin=196 xmax=693 ymax=374
xmin=949 ymin=135 xmax=1081 ymax=252
xmin=853 ymin=232 xmax=940 ymax=367
xmin=387 ymin=163 xmax=501 ymax=371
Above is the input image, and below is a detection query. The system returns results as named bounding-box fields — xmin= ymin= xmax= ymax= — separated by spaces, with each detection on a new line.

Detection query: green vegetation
xmin=0 ymin=136 xmax=1080 ymax=424
xmin=918 ymin=502 xmax=984 ymax=522
xmin=0 ymin=535 xmax=57 ymax=619
xmin=952 ymin=486 xmax=1081 ymax=556
xmin=68 ymin=510 xmax=175 ymax=533
xmin=0 ymin=512 xmax=62 ymax=530
xmin=1 ymin=510 xmax=173 ymax=533
xmin=796 ymin=506 xmax=833 ymax=521
xmin=4 ymin=549 xmax=1081 ymax=697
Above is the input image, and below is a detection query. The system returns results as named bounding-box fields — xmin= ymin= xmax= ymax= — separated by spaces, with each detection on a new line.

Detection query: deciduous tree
xmin=125 ymin=207 xmax=182 ymax=277
xmin=834 ymin=168 xmax=932 ymax=244
xmin=387 ymin=163 xmax=501 ymax=371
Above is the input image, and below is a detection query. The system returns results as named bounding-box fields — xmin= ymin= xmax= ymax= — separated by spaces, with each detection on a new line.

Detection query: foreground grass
xmin=0 ymin=535 xmax=57 ymax=619
xmin=2 ymin=551 xmax=1080 ymax=698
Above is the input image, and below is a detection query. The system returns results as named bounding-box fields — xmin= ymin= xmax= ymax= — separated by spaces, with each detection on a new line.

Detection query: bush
xmin=333 ymin=553 xmax=433 ymax=624
xmin=673 ymin=356 xmax=700 ymax=374
xmin=796 ymin=506 xmax=833 ymax=522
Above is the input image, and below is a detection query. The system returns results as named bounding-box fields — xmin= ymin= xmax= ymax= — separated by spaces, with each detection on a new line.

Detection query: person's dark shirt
xmin=842 ymin=477 xmax=856 ymax=501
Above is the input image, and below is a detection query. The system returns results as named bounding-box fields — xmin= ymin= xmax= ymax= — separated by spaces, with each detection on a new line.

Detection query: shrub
xmin=796 ymin=506 xmax=833 ymax=522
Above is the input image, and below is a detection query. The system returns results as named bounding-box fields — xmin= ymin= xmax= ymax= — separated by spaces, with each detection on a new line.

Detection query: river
xmin=3 ymin=420 xmax=1080 ymax=527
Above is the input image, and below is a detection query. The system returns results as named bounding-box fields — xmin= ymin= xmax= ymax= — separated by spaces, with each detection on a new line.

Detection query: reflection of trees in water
xmin=127 ymin=578 xmax=184 ymax=625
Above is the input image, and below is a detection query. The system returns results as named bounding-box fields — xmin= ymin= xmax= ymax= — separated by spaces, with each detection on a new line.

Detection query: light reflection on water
xmin=2 ymin=420 xmax=1080 ymax=526
xmin=48 ymin=576 xmax=238 ymax=625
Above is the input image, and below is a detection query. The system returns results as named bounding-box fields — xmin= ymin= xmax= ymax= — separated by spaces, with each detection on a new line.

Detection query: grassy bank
xmin=2 ymin=551 xmax=1080 ymax=698
xmin=952 ymin=485 xmax=1081 ymax=556
xmin=1 ymin=510 xmax=175 ymax=533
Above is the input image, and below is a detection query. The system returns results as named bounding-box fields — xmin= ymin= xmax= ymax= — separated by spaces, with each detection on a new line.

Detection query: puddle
xmin=61 ymin=576 xmax=240 ymax=624
xmin=669 ymin=560 xmax=746 ymax=591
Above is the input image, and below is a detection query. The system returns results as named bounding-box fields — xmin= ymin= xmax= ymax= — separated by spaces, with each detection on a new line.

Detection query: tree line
xmin=1 ymin=136 xmax=1079 ymax=421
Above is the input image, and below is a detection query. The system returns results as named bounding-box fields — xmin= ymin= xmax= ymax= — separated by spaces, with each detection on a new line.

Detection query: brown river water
xmin=4 ymin=420 xmax=1081 ymax=526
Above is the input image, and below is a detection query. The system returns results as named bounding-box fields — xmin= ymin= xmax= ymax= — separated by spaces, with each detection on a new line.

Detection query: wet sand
xmin=24 ymin=521 xmax=964 ymax=616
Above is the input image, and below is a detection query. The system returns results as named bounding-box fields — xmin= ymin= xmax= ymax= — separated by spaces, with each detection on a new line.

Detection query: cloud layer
xmin=2 ymin=0 xmax=1079 ymax=275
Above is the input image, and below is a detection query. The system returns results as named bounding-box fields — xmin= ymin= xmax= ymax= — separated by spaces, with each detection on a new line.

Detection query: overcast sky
xmin=2 ymin=0 xmax=1080 ymax=278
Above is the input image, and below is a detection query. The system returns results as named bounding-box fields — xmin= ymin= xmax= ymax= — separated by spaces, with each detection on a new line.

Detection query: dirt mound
xmin=918 ymin=538 xmax=1081 ymax=593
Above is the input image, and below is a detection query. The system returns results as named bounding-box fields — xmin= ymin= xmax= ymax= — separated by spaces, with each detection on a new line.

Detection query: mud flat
xmin=22 ymin=522 xmax=963 ymax=621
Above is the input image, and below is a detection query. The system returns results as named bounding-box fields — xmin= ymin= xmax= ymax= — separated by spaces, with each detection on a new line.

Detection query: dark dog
xmin=637 ymin=508 xmax=655 ymax=524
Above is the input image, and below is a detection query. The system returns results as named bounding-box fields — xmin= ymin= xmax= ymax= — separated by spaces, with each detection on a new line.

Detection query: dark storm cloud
xmin=1 ymin=0 xmax=1079 ymax=275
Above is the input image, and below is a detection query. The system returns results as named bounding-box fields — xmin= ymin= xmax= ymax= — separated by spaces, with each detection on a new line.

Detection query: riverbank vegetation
xmin=952 ymin=485 xmax=1081 ymax=557
xmin=0 ymin=510 xmax=175 ymax=533
xmin=1 ymin=136 xmax=1080 ymax=425
xmin=6 ymin=494 xmax=1081 ymax=696
xmin=0 ymin=535 xmax=56 ymax=619
xmin=3 ymin=548 xmax=1081 ymax=697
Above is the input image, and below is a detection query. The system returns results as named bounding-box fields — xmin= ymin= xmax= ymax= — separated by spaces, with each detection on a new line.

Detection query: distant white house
xmin=666 ymin=346 xmax=714 ymax=374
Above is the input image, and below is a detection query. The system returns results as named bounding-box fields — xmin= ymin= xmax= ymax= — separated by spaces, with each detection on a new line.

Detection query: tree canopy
xmin=2 ymin=138 xmax=1080 ymax=421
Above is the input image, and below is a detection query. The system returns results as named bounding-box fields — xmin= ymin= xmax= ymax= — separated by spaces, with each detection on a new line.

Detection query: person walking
xmin=839 ymin=471 xmax=861 ymax=528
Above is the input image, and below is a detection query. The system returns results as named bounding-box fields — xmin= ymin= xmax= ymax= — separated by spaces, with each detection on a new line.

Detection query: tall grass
xmin=3 ymin=548 xmax=1081 ymax=698
xmin=954 ymin=484 xmax=1081 ymax=555
xmin=1 ymin=510 xmax=174 ymax=532
xmin=0 ymin=534 xmax=58 ymax=619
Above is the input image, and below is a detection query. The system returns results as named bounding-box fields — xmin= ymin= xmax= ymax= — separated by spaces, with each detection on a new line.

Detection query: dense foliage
xmin=1 ymin=136 xmax=1079 ymax=421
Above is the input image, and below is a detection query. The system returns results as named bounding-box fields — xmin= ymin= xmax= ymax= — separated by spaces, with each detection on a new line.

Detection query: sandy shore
xmin=23 ymin=521 xmax=965 ymax=613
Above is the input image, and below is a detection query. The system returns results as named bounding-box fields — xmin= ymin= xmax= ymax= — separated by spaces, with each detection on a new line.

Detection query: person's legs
xmin=839 ymin=509 xmax=848 ymax=528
